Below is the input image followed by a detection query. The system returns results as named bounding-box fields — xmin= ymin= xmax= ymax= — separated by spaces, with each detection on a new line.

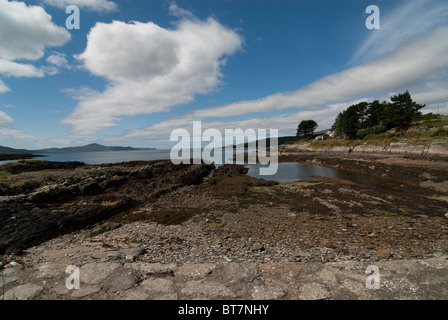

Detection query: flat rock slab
xmin=180 ymin=280 xmax=237 ymax=299
xmin=80 ymin=262 xmax=121 ymax=285
xmin=217 ymin=262 xmax=258 ymax=284
xmin=101 ymin=269 xmax=138 ymax=293
xmin=140 ymin=278 xmax=177 ymax=300
xmin=260 ymin=262 xmax=309 ymax=282
xmin=3 ymin=283 xmax=43 ymax=300
xmin=251 ymin=284 xmax=287 ymax=300
xmin=176 ymin=263 xmax=216 ymax=280
xmin=71 ymin=285 xmax=102 ymax=298
xmin=298 ymin=283 xmax=332 ymax=300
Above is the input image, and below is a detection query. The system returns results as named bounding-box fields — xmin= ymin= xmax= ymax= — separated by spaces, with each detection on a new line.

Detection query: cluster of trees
xmin=332 ymin=91 xmax=425 ymax=139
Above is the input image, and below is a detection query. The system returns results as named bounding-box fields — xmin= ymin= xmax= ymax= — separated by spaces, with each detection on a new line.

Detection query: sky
xmin=1 ymin=0 xmax=448 ymax=149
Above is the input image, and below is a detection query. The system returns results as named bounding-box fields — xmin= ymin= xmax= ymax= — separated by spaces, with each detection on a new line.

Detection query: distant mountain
xmin=35 ymin=143 xmax=156 ymax=153
xmin=0 ymin=146 xmax=32 ymax=154
xmin=0 ymin=143 xmax=156 ymax=154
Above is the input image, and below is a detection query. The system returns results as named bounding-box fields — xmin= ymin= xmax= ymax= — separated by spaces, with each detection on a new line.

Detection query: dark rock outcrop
xmin=0 ymin=160 xmax=214 ymax=254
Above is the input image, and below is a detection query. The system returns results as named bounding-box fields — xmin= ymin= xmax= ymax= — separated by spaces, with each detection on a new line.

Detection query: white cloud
xmin=0 ymin=110 xmax=13 ymax=127
xmin=0 ymin=127 xmax=34 ymax=140
xmin=0 ymin=0 xmax=70 ymax=61
xmin=62 ymin=11 xmax=243 ymax=134
xmin=0 ymin=110 xmax=35 ymax=141
xmin=0 ymin=0 xmax=71 ymax=90
xmin=43 ymin=0 xmax=117 ymax=12
xmin=46 ymin=52 xmax=71 ymax=69
xmin=0 ymin=58 xmax=45 ymax=77
xmin=0 ymin=80 xmax=10 ymax=94
xmin=168 ymin=2 xmax=195 ymax=19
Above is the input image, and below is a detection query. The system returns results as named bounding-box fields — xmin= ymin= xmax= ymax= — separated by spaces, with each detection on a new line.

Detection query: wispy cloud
xmin=0 ymin=110 xmax=34 ymax=140
xmin=179 ymin=26 xmax=448 ymax=120
xmin=0 ymin=79 xmax=9 ymax=94
xmin=352 ymin=0 xmax=448 ymax=65
xmin=101 ymin=98 xmax=367 ymax=148
xmin=0 ymin=58 xmax=45 ymax=78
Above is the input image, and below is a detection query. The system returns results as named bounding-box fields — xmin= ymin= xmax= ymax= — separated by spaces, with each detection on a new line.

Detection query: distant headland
xmin=0 ymin=143 xmax=156 ymax=161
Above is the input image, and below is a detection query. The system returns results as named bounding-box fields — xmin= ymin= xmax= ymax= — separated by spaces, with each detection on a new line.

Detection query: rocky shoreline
xmin=0 ymin=153 xmax=44 ymax=161
xmin=1 ymin=147 xmax=448 ymax=300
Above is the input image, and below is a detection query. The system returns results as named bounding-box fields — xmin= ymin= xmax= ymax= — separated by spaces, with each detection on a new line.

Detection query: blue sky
xmin=1 ymin=0 xmax=448 ymax=149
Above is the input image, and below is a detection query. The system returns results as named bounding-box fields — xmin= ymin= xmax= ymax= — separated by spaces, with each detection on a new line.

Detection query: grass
xmin=374 ymin=209 xmax=396 ymax=217
xmin=207 ymin=219 xmax=225 ymax=227
xmin=383 ymin=212 xmax=396 ymax=217
xmin=181 ymin=218 xmax=195 ymax=226
xmin=399 ymin=206 xmax=412 ymax=215
xmin=0 ymin=172 xmax=12 ymax=180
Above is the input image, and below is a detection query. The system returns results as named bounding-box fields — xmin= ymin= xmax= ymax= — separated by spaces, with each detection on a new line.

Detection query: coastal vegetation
xmin=291 ymin=91 xmax=447 ymax=148
xmin=332 ymin=91 xmax=426 ymax=139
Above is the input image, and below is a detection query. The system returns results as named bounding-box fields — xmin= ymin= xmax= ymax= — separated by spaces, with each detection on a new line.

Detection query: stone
xmin=251 ymin=285 xmax=287 ymax=300
xmin=126 ymin=246 xmax=146 ymax=257
xmin=3 ymin=283 xmax=43 ymax=300
xmin=124 ymin=262 xmax=178 ymax=275
xmin=295 ymin=251 xmax=312 ymax=258
xmin=260 ymin=262 xmax=307 ymax=282
xmin=432 ymin=252 xmax=448 ymax=260
xmin=140 ymin=278 xmax=176 ymax=299
xmin=71 ymin=285 xmax=101 ymax=298
xmin=0 ymin=276 xmax=17 ymax=287
xmin=176 ymin=263 xmax=215 ymax=280
xmin=251 ymin=242 xmax=264 ymax=251
xmin=36 ymin=263 xmax=64 ymax=279
xmin=219 ymin=263 xmax=258 ymax=284
xmin=123 ymin=288 xmax=149 ymax=300
xmin=79 ymin=262 xmax=121 ymax=285
xmin=138 ymin=263 xmax=177 ymax=276
xmin=181 ymin=280 xmax=236 ymax=299
xmin=106 ymin=251 xmax=122 ymax=260
xmin=52 ymin=283 xmax=71 ymax=295
xmin=102 ymin=269 xmax=138 ymax=293
xmin=1 ymin=268 xmax=18 ymax=277
xmin=298 ymin=283 xmax=331 ymax=300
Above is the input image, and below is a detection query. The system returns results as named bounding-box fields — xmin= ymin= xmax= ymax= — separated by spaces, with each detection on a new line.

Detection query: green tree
xmin=386 ymin=91 xmax=425 ymax=130
xmin=365 ymin=100 xmax=387 ymax=128
xmin=297 ymin=120 xmax=318 ymax=139
xmin=332 ymin=102 xmax=369 ymax=139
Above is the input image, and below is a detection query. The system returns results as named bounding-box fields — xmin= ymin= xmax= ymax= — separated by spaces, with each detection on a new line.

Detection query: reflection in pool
xmin=246 ymin=162 xmax=395 ymax=190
